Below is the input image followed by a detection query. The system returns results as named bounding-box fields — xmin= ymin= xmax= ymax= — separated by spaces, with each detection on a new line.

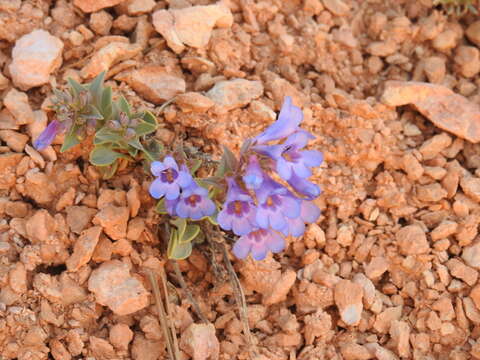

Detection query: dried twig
xmin=147 ymin=270 xmax=181 ymax=360
xmin=172 ymin=260 xmax=209 ymax=324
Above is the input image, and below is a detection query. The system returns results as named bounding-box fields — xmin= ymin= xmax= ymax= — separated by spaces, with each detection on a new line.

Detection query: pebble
xmin=460 ymin=176 xmax=480 ymax=202
xmin=175 ymin=92 xmax=215 ymax=113
xmin=179 ymin=323 xmax=219 ymax=360
xmin=66 ymin=206 xmax=97 ymax=235
xmin=9 ymin=263 xmax=27 ymax=294
xmin=389 ymin=320 xmax=410 ymax=358
xmin=0 ymin=153 xmax=22 ymax=190
xmin=419 ymin=133 xmax=452 ymax=160
xmin=88 ymin=260 xmax=149 ymax=315
xmin=81 ymin=42 xmax=142 ymax=79
xmin=446 ymin=258 xmax=478 ymax=286
xmin=73 ymin=0 xmax=127 ymax=13
xmin=402 ymin=152 xmax=423 ymax=180
xmin=423 ymin=56 xmax=446 ymax=84
xmin=0 ymin=130 xmax=29 ymax=152
xmin=396 ymin=224 xmax=429 ymax=255
xmin=462 ymin=242 xmax=480 ymax=269
xmin=119 ymin=66 xmax=186 ymax=104
xmin=366 ymin=41 xmax=397 ymax=57
xmin=323 ymin=0 xmax=350 ymax=16
xmin=9 ymin=30 xmax=63 ymax=91
xmin=93 ymin=205 xmax=129 ymax=240
xmin=109 ymin=323 xmax=133 ymax=350
xmin=89 ymin=336 xmax=116 ymax=359
xmin=26 ymin=209 xmax=56 ymax=244
xmin=432 ymin=29 xmax=458 ymax=52
xmin=334 ymin=280 xmax=363 ymax=326
xmin=117 ymin=0 xmax=155 ymax=15
xmin=206 ymin=79 xmax=263 ymax=114
xmin=431 ymin=220 xmax=458 ymax=241
xmin=382 ymin=81 xmax=480 ymax=143
xmin=455 ymin=46 xmax=480 ymax=78
xmin=3 ymin=88 xmax=34 ymax=125
xmin=89 ymin=10 xmax=113 ymax=36
xmin=153 ymin=3 xmax=233 ymax=53
xmin=365 ymin=256 xmax=389 ymax=280
xmin=0 ymin=109 xmax=18 ymax=130
xmin=466 ymin=21 xmax=480 ymax=47
xmin=66 ymin=226 xmax=102 ymax=272
xmin=416 ymin=183 xmax=447 ymax=202
xmin=373 ymin=306 xmax=402 ymax=334
xmin=470 ymin=285 xmax=480 ymax=310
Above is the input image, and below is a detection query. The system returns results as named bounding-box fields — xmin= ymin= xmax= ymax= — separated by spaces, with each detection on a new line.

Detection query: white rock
xmin=9 ymin=30 xmax=63 ymax=90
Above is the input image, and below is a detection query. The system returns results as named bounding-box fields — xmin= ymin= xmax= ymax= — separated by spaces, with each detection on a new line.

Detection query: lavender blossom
xmin=149 ymin=157 xmax=192 ymax=200
xmin=287 ymin=172 xmax=321 ymax=200
xmin=254 ymin=130 xmax=323 ymax=180
xmin=242 ymin=155 xmax=264 ymax=190
xmin=33 ymin=120 xmax=61 ymax=150
xmin=255 ymin=176 xmax=301 ymax=231
xmin=176 ymin=182 xmax=216 ymax=220
xmin=281 ymin=200 xmax=321 ymax=237
xmin=254 ymin=96 xmax=303 ymax=144
xmin=232 ymin=228 xmax=285 ymax=260
xmin=217 ymin=178 xmax=257 ymax=236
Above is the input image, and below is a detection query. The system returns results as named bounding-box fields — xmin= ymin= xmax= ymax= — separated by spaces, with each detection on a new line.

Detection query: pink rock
xmin=382 ymin=81 xmax=480 ymax=143
xmin=74 ymin=0 xmax=127 ymax=13
xmin=153 ymin=3 xmax=233 ymax=53
xmin=206 ymin=79 xmax=263 ymax=114
xmin=88 ymin=260 xmax=149 ymax=315
xmin=66 ymin=226 xmax=102 ymax=272
xmin=3 ymin=88 xmax=34 ymax=125
xmin=9 ymin=30 xmax=63 ymax=91
xmin=334 ymin=280 xmax=363 ymax=326
xmin=93 ymin=205 xmax=129 ymax=240
xmin=179 ymin=323 xmax=219 ymax=360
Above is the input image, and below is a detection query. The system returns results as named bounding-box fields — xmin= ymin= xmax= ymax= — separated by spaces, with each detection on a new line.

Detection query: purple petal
xmin=232 ymin=216 xmax=254 ymax=236
xmin=166 ymin=199 xmax=178 ymax=216
xmin=254 ymin=96 xmax=302 ymax=144
xmin=33 ymin=120 xmax=60 ymax=150
xmin=301 ymin=150 xmax=323 ymax=167
xmin=288 ymin=173 xmax=321 ymax=200
xmin=165 ymin=184 xmax=180 ymax=200
xmin=217 ymin=210 xmax=233 ymax=231
xmin=276 ymin=158 xmax=293 ymax=180
xmin=301 ymin=200 xmax=320 ymax=224
xmin=178 ymin=166 xmax=193 ymax=187
xmin=269 ymin=210 xmax=287 ymax=231
xmin=242 ymin=156 xmax=264 ymax=190
xmin=201 ymin=198 xmax=216 ymax=217
xmin=149 ymin=178 xmax=169 ymax=199
xmin=151 ymin=161 xmax=166 ymax=176
xmin=284 ymin=130 xmax=315 ymax=149
xmin=253 ymin=144 xmax=283 ymax=159
xmin=163 ymin=156 xmax=178 ymax=171
xmin=281 ymin=196 xmax=301 ymax=219
xmin=233 ymin=237 xmax=252 ymax=259
xmin=255 ymin=208 xmax=270 ymax=228
xmin=176 ymin=200 xmax=191 ymax=219
xmin=251 ymin=243 xmax=268 ymax=261
xmin=285 ymin=217 xmax=306 ymax=237
xmin=267 ymin=231 xmax=286 ymax=253
xmin=292 ymin=163 xmax=312 ymax=178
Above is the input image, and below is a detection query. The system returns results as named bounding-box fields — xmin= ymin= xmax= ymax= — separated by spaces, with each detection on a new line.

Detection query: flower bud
xmin=129 ymin=118 xmax=139 ymax=128
xmin=124 ymin=127 xmax=136 ymax=140
xmin=108 ymin=120 xmax=122 ymax=130
xmin=119 ymin=112 xmax=129 ymax=126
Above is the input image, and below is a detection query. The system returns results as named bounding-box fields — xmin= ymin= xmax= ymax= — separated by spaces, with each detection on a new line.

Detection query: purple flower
xmin=232 ymin=228 xmax=285 ymax=260
xmin=255 ymin=130 xmax=323 ymax=180
xmin=255 ymin=176 xmax=301 ymax=231
xmin=281 ymin=200 xmax=321 ymax=237
xmin=165 ymin=199 xmax=179 ymax=216
xmin=176 ymin=182 xmax=216 ymax=220
xmin=217 ymin=178 xmax=257 ymax=236
xmin=287 ymin=172 xmax=321 ymax=200
xmin=254 ymin=96 xmax=303 ymax=145
xmin=33 ymin=120 xmax=61 ymax=150
xmin=149 ymin=157 xmax=193 ymax=200
xmin=242 ymin=155 xmax=264 ymax=190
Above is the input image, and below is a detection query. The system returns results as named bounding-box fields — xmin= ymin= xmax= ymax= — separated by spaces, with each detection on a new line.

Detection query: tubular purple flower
xmin=254 ymin=130 xmax=323 ymax=180
xmin=232 ymin=228 xmax=285 ymax=260
xmin=280 ymin=200 xmax=320 ymax=237
xmin=165 ymin=199 xmax=179 ymax=216
xmin=242 ymin=155 xmax=264 ymax=190
xmin=217 ymin=178 xmax=257 ymax=236
xmin=176 ymin=182 xmax=216 ymax=220
xmin=255 ymin=176 xmax=301 ymax=231
xmin=33 ymin=120 xmax=61 ymax=150
xmin=287 ymin=172 xmax=321 ymax=200
xmin=149 ymin=156 xmax=193 ymax=200
xmin=254 ymin=96 xmax=303 ymax=144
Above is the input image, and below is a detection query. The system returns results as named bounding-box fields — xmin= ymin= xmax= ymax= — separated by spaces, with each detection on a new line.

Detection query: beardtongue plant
xmin=36 ymin=72 xmax=322 ymax=261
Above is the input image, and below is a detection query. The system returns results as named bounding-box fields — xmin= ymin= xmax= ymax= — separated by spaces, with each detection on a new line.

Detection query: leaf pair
xmin=167 ymin=218 xmax=201 ymax=260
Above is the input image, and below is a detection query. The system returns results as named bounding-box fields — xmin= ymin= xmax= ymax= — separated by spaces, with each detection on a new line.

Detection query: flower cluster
xmin=218 ymin=96 xmax=323 ymax=260
xmin=149 ymin=156 xmax=216 ymax=220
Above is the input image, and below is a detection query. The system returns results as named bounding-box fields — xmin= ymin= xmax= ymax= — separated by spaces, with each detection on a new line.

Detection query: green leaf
xmin=100 ymin=87 xmax=113 ymax=121
xmin=155 ymin=198 xmax=167 ymax=214
xmin=127 ymin=145 xmax=138 ymax=157
xmin=94 ymin=127 xmax=124 ymax=145
xmin=89 ymin=71 xmax=105 ymax=106
xmin=60 ymin=125 xmax=81 ymax=153
xmin=190 ymin=159 xmax=202 ymax=174
xmin=171 ymin=218 xmax=187 ymax=240
xmin=134 ymin=120 xmax=157 ymax=136
xmin=142 ymin=139 xmax=164 ymax=162
xmin=67 ymin=78 xmax=86 ymax=97
xmin=128 ymin=137 xmax=144 ymax=151
xmin=84 ymin=105 xmax=104 ymax=120
xmin=90 ymin=145 xmax=127 ymax=166
xmin=168 ymin=230 xmax=192 ymax=260
xmin=142 ymin=111 xmax=157 ymax=125
xmin=117 ymin=96 xmax=131 ymax=117
xmin=179 ymin=224 xmax=200 ymax=244
xmin=97 ymin=161 xmax=119 ymax=179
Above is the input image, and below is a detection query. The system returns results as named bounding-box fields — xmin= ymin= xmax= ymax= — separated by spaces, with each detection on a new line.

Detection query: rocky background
xmin=2 ymin=0 xmax=480 ymax=359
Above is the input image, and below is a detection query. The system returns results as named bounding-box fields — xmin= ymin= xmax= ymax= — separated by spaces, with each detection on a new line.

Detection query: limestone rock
xmin=3 ymin=88 xmax=34 ymax=125
xmin=66 ymin=227 xmax=102 ymax=272
xmin=88 ymin=260 xmax=149 ymax=315
xmin=179 ymin=323 xmax=219 ymax=360
xmin=9 ymin=30 xmax=63 ymax=90
xmin=93 ymin=205 xmax=129 ymax=240
xmin=334 ymin=280 xmax=363 ymax=326
xmin=206 ymin=79 xmax=263 ymax=114
xmin=74 ymin=0 xmax=127 ymax=13
xmin=396 ymin=224 xmax=429 ymax=255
